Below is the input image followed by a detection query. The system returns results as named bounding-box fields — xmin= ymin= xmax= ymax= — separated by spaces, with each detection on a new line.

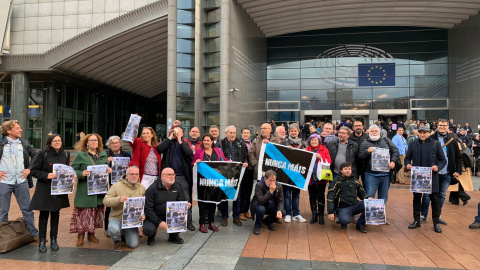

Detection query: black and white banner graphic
xmin=258 ymin=143 xmax=316 ymax=190
xmin=193 ymin=161 xmax=245 ymax=204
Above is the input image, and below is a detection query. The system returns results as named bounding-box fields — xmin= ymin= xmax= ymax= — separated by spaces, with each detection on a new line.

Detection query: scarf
xmin=6 ymin=137 xmax=21 ymax=158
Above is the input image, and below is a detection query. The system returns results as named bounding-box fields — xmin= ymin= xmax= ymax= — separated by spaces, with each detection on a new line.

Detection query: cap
xmin=418 ymin=126 xmax=429 ymax=132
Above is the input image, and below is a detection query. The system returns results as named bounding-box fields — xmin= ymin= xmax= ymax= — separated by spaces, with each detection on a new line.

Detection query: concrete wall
xmin=449 ymin=13 xmax=480 ymax=131
xmin=10 ymin=0 xmax=160 ymax=54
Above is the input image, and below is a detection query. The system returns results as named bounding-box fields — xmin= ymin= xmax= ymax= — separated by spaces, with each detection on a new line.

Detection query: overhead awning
xmin=0 ymin=0 xmax=13 ymax=58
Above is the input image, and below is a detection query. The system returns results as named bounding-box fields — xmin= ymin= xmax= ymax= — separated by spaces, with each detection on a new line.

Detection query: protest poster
xmin=371 ymin=147 xmax=390 ymax=172
xmin=166 ymin=201 xmax=188 ymax=233
xmin=51 ymin=164 xmax=76 ymax=195
xmin=87 ymin=165 xmax=109 ymax=195
xmin=122 ymin=197 xmax=145 ymax=229
xmin=258 ymin=143 xmax=316 ymax=190
xmin=365 ymin=199 xmax=386 ymax=225
xmin=410 ymin=166 xmax=432 ymax=194
xmin=193 ymin=161 xmax=245 ymax=204
xmin=324 ymin=134 xmax=337 ymax=144
xmin=122 ymin=114 xmax=141 ymax=143
xmin=111 ymin=157 xmax=130 ymax=185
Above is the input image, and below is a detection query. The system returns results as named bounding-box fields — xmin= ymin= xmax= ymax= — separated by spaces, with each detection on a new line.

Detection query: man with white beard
xmin=358 ymin=125 xmax=400 ymax=204
xmin=275 ymin=126 xmax=286 ymax=144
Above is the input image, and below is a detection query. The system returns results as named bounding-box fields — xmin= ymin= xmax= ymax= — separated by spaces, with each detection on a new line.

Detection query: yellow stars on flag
xmin=366 ymin=65 xmax=388 ymax=84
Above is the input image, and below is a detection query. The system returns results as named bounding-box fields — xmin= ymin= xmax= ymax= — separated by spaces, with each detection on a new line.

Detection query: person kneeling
xmin=327 ymin=162 xmax=370 ymax=233
xmin=143 ymin=168 xmax=191 ymax=246
xmin=103 ymin=166 xmax=146 ymax=251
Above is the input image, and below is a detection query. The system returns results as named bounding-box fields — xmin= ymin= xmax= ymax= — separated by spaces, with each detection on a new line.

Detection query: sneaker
xmin=293 ymin=215 xmax=307 ymax=222
xmin=284 ymin=215 xmax=292 ymax=223
xmin=253 ymin=227 xmax=261 ymax=235
xmin=469 ymin=221 xmax=480 ymax=229
xmin=420 ymin=215 xmax=426 ymax=223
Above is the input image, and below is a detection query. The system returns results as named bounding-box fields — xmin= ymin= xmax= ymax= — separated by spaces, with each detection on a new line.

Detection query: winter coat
xmin=129 ymin=138 xmax=162 ymax=181
xmin=305 ymin=144 xmax=332 ymax=185
xmin=157 ymin=138 xmax=194 ymax=183
xmin=29 ymin=148 xmax=71 ymax=211
xmin=358 ymin=137 xmax=400 ymax=173
xmin=0 ymin=136 xmax=38 ymax=188
xmin=326 ymin=140 xmax=358 ymax=177
xmin=327 ymin=175 xmax=369 ymax=214
xmin=192 ymin=147 xmax=229 ymax=166
xmin=144 ymin=178 xmax=185 ymax=227
xmin=431 ymin=131 xmax=463 ymax=176
xmin=218 ymin=137 xmax=249 ymax=163
xmin=250 ymin=178 xmax=284 ymax=221
xmin=248 ymin=135 xmax=278 ymax=180
xmin=103 ymin=176 xmax=146 ymax=221
xmin=280 ymin=137 xmax=306 ymax=149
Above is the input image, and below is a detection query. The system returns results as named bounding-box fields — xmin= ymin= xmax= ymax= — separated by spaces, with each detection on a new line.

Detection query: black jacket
xmin=157 ymin=138 xmax=194 ymax=183
xmin=107 ymin=148 xmax=131 ymax=159
xmin=280 ymin=137 xmax=306 ymax=149
xmin=358 ymin=137 xmax=400 ymax=173
xmin=144 ymin=179 xmax=185 ymax=227
xmin=29 ymin=148 xmax=71 ymax=211
xmin=0 ymin=136 xmax=38 ymax=188
xmin=250 ymin=178 xmax=284 ymax=221
xmin=431 ymin=131 xmax=463 ymax=176
xmin=326 ymin=140 xmax=358 ymax=177
xmin=218 ymin=138 xmax=249 ymax=163
xmin=327 ymin=175 xmax=369 ymax=214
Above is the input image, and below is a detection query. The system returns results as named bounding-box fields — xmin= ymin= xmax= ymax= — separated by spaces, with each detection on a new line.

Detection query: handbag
xmin=316 ymin=157 xmax=333 ymax=182
xmin=0 ymin=217 xmax=34 ymax=253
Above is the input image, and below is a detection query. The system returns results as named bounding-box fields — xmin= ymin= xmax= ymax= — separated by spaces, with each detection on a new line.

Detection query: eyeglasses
xmin=110 ymin=142 xmax=120 ymax=144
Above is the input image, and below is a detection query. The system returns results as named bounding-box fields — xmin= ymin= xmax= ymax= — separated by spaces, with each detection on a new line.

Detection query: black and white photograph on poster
xmin=166 ymin=201 xmax=188 ymax=233
xmin=122 ymin=114 xmax=141 ymax=143
xmin=258 ymin=143 xmax=316 ymax=190
xmin=51 ymin=164 xmax=76 ymax=195
xmin=371 ymin=147 xmax=390 ymax=172
xmin=122 ymin=197 xmax=145 ymax=229
xmin=410 ymin=166 xmax=432 ymax=194
xmin=365 ymin=199 xmax=386 ymax=225
xmin=193 ymin=161 xmax=245 ymax=204
xmin=111 ymin=157 xmax=130 ymax=185
xmin=87 ymin=165 xmax=109 ymax=195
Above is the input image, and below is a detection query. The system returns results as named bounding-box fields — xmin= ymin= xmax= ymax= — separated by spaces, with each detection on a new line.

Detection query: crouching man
xmin=103 ymin=166 xmax=146 ymax=251
xmin=143 ymin=167 xmax=191 ymax=245
xmin=327 ymin=162 xmax=370 ymax=233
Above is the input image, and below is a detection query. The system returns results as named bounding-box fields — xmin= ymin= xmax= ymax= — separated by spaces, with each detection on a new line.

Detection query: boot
xmin=310 ymin=212 xmax=318 ymax=224
xmin=87 ymin=233 xmax=99 ymax=243
xmin=39 ymin=238 xmax=47 ymax=253
xmin=318 ymin=204 xmax=325 ymax=225
xmin=208 ymin=222 xmax=219 ymax=232
xmin=50 ymin=236 xmax=59 ymax=251
xmin=76 ymin=233 xmax=85 ymax=247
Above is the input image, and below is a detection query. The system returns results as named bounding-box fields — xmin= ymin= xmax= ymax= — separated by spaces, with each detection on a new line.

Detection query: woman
xmin=192 ymin=134 xmax=228 ymax=233
xmin=70 ymin=133 xmax=111 ymax=247
xmin=305 ymin=133 xmax=332 ymax=224
xmin=129 ymin=127 xmax=162 ymax=189
xmin=104 ymin=135 xmax=132 ymax=237
xmin=30 ymin=135 xmax=74 ymax=253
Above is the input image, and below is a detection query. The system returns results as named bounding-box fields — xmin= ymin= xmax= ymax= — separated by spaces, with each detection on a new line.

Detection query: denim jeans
xmin=0 ymin=181 xmax=38 ymax=237
xmin=421 ymin=173 xmax=451 ymax=217
xmin=108 ymin=218 xmax=139 ymax=248
xmin=336 ymin=201 xmax=366 ymax=225
xmin=220 ymin=197 xmax=240 ymax=219
xmin=283 ymin=186 xmax=300 ymax=216
xmin=475 ymin=202 xmax=480 ymax=223
xmin=364 ymin=172 xmax=390 ymax=204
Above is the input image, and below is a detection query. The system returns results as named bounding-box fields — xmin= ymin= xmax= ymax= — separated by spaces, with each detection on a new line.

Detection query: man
xmin=465 ymin=123 xmax=473 ymax=134
xmin=392 ymin=126 xmax=408 ymax=184
xmin=104 ymin=166 xmax=146 ymax=251
xmin=469 ymin=203 xmax=480 ymax=229
xmin=301 ymin=122 xmax=309 ymax=141
xmin=321 ymin=123 xmax=338 ymax=144
xmin=420 ymin=119 xmax=463 ymax=225
xmin=188 ymin=127 xmax=202 ymax=154
xmin=404 ymin=126 xmax=446 ymax=233
xmin=251 ymin=170 xmax=285 ymax=235
xmin=408 ymin=129 xmax=418 ymax=145
xmin=0 ymin=120 xmax=38 ymax=238
xmin=248 ymin=123 xmax=278 ymax=181
xmin=209 ymin=125 xmax=220 ymax=144
xmin=275 ymin=126 xmax=286 ymax=144
xmin=239 ymin=128 xmax=254 ymax=220
xmin=358 ymin=125 xmax=400 ymax=204
xmin=350 ymin=120 xmax=368 ymax=182
xmin=327 ymin=162 xmax=370 ymax=233
xmin=217 ymin=126 xmax=249 ymax=226
xmin=458 ymin=128 xmax=472 ymax=148
xmin=449 ymin=119 xmax=456 ymax=133
xmin=157 ymin=126 xmax=195 ymax=231
xmin=143 ymin=168 xmax=191 ymax=245
xmin=327 ymin=127 xmax=358 ymax=179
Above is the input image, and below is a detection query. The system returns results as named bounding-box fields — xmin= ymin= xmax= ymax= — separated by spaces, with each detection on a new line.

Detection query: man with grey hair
xmin=275 ymin=126 xmax=286 ymax=144
xmin=321 ymin=122 xmax=338 ymax=144
xmin=358 ymin=125 xmax=400 ymax=204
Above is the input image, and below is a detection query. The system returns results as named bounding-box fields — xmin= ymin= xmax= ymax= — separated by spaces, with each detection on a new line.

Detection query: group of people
xmin=1 ymin=116 xmax=479 ymax=254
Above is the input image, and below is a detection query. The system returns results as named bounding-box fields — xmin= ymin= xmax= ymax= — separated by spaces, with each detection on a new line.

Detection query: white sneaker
xmin=293 ymin=215 xmax=307 ymax=222
xmin=284 ymin=215 xmax=292 ymax=223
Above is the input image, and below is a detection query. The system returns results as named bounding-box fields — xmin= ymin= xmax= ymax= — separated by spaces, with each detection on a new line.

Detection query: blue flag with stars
xmin=358 ymin=63 xmax=395 ymax=86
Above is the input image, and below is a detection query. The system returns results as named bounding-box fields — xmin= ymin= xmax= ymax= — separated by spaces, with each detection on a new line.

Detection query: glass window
xmin=207 ymin=9 xmax=221 ymax=22
xmin=177 ymin=0 xmax=194 ymax=9
xmin=373 ymin=87 xmax=409 ymax=99
xmin=206 ymin=52 xmax=220 ymax=67
xmin=267 ymin=111 xmax=300 ymax=122
xmin=336 ymin=100 xmax=371 ymax=110
xmin=205 ymin=67 xmax=220 ymax=82
xmin=410 ymin=86 xmax=447 ymax=98
xmin=65 ymin=86 xmax=76 ymax=109
xmin=267 ymin=58 xmax=300 ymax=69
xmin=267 ymin=90 xmax=300 ymax=101
xmin=410 ymin=75 xmax=446 ymax=88
xmin=177 ymin=97 xmax=195 ymax=111
xmin=177 ymin=83 xmax=194 ymax=97
xmin=372 ymin=99 xmax=409 ymax=109
xmin=177 ymin=68 xmax=195 ymax=83
xmin=177 ymin=25 xmax=194 ymax=39
xmin=301 ymin=89 xmax=336 ymax=100
xmin=205 ymin=97 xmax=220 ymax=111
xmin=336 ymin=88 xmax=372 ymax=100
xmin=267 ymin=102 xmax=299 ymax=110
xmin=205 ymin=111 xmax=219 ymax=125
xmin=267 ymin=69 xmax=300 ymax=80
xmin=206 ymin=0 xmax=221 ymax=8
xmin=411 ymin=99 xmax=448 ymax=109
xmin=412 ymin=110 xmax=448 ymax=122
xmin=77 ymin=90 xmax=86 ymax=111
xmin=177 ymin=10 xmax=194 ymax=24
xmin=207 ymin=23 xmax=221 ymax=38
xmin=267 ymin=79 xmax=300 ymax=90
xmin=301 ymin=79 xmax=335 ymax=89
xmin=177 ymin=39 xmax=194 ymax=53
xmin=177 ymin=53 xmax=195 ymax=68
xmin=205 ymin=82 xmax=220 ymax=96
xmin=206 ymin=38 xmax=220 ymax=52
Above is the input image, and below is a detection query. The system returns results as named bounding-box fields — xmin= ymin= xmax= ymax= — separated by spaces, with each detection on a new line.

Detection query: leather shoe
xmin=239 ymin=213 xmax=247 ymax=221
xmin=438 ymin=218 xmax=447 ymax=225
xmin=408 ymin=221 xmax=421 ymax=229
xmin=38 ymin=238 xmax=47 ymax=253
xmin=233 ymin=218 xmax=242 ymax=226
xmin=341 ymin=224 xmax=347 ymax=229
xmin=113 ymin=241 xmax=122 ymax=251
xmin=434 ymin=223 xmax=442 ymax=233
xmin=208 ymin=222 xmax=219 ymax=232
xmin=266 ymin=224 xmax=276 ymax=231
xmin=274 ymin=219 xmax=282 ymax=224
xmin=469 ymin=221 xmax=480 ymax=229
xmin=168 ymin=234 xmax=184 ymax=244
xmin=244 ymin=212 xmax=252 ymax=219
xmin=50 ymin=236 xmax=59 ymax=251
xmin=253 ymin=227 xmax=260 ymax=235
xmin=147 ymin=236 xmax=156 ymax=245
xmin=463 ymin=199 xmax=469 ymax=206
xmin=76 ymin=233 xmax=85 ymax=247
xmin=87 ymin=233 xmax=99 ymax=243
xmin=420 ymin=216 xmax=427 ymax=223
xmin=187 ymin=222 xmax=196 ymax=231
xmin=199 ymin=224 xmax=208 ymax=233
xmin=221 ymin=218 xmax=228 ymax=226
xmin=356 ymin=225 xmax=367 ymax=233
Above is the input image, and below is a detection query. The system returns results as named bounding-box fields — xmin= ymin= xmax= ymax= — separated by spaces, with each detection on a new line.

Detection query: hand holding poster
xmin=166 ymin=201 xmax=188 ymax=233
xmin=87 ymin=165 xmax=109 ymax=195
xmin=122 ymin=197 xmax=145 ymax=229
xmin=365 ymin=199 xmax=386 ymax=225
xmin=410 ymin=166 xmax=432 ymax=194
xmin=51 ymin=164 xmax=76 ymax=195
xmin=258 ymin=143 xmax=316 ymax=190
xmin=193 ymin=161 xmax=245 ymax=204
xmin=122 ymin=114 xmax=142 ymax=143
xmin=371 ymin=147 xmax=390 ymax=172
xmin=111 ymin=157 xmax=130 ymax=185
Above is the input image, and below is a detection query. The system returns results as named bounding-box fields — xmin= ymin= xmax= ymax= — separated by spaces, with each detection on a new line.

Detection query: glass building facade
xmin=266 ymin=27 xmax=449 ymax=122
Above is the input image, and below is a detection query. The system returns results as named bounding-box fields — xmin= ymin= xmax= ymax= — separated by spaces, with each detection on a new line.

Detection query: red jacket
xmin=129 ymin=138 xmax=162 ymax=182
xmin=306 ymin=144 xmax=331 ymax=185
xmin=191 ymin=148 xmax=229 ymax=166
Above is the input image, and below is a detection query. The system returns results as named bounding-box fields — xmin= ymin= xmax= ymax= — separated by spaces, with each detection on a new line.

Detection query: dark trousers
xmin=39 ymin=211 xmax=60 ymax=239
xmin=220 ymin=199 xmax=240 ymax=219
xmin=449 ymin=183 xmax=471 ymax=205
xmin=475 ymin=202 xmax=480 ymax=223
xmin=175 ymin=175 xmax=193 ymax=224
xmin=239 ymin=169 xmax=254 ymax=213
xmin=143 ymin=218 xmax=178 ymax=239
xmin=336 ymin=201 xmax=365 ymax=225
xmin=414 ymin=193 xmax=440 ymax=223
xmin=199 ymin=202 xmax=216 ymax=224
xmin=255 ymin=200 xmax=283 ymax=228
xmin=104 ymin=207 xmax=111 ymax=230
xmin=308 ymin=183 xmax=326 ymax=212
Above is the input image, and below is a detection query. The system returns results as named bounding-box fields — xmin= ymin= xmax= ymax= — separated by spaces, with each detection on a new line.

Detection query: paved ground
xmin=1 ymin=176 xmax=480 ymax=270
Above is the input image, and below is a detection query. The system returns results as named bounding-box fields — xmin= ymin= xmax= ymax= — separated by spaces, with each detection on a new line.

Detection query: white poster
xmin=122 ymin=114 xmax=142 ymax=143
xmin=87 ymin=165 xmax=109 ymax=195
xmin=51 ymin=164 xmax=75 ymax=195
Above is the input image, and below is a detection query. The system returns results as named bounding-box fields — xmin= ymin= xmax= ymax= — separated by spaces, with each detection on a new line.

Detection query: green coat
xmin=72 ymin=150 xmax=109 ymax=208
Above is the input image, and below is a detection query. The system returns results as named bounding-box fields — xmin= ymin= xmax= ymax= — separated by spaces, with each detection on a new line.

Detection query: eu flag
xmin=358 ymin=63 xmax=395 ymax=87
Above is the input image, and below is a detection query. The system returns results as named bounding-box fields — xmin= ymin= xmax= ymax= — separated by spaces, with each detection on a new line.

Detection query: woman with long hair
xmin=70 ymin=133 xmax=111 ymax=247
xmin=30 ymin=134 xmax=74 ymax=253
xmin=129 ymin=126 xmax=162 ymax=189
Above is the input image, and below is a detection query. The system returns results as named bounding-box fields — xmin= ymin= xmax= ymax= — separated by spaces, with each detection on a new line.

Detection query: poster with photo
xmin=111 ymin=157 xmax=130 ymax=185
xmin=87 ymin=165 xmax=109 ymax=195
xmin=371 ymin=147 xmax=390 ymax=172
xmin=166 ymin=201 xmax=188 ymax=233
xmin=122 ymin=114 xmax=142 ymax=143
xmin=410 ymin=166 xmax=432 ymax=194
xmin=365 ymin=199 xmax=386 ymax=225
xmin=122 ymin=197 xmax=145 ymax=229
xmin=51 ymin=164 xmax=76 ymax=195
